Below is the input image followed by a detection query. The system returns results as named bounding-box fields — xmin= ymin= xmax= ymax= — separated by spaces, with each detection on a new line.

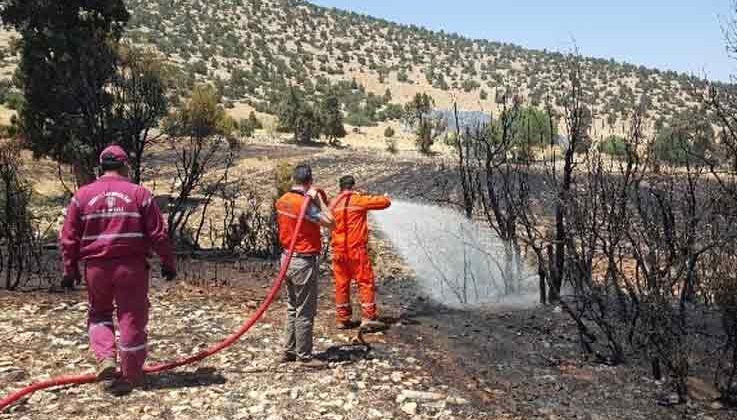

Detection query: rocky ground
xmin=2 ymin=238 xmax=735 ymax=420
xmin=0 ymin=252 xmax=487 ymax=420
xmin=2 ymin=142 xmax=736 ymax=419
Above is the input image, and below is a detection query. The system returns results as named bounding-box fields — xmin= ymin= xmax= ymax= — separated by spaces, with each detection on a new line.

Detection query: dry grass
xmin=226 ymin=102 xmax=277 ymax=128
xmin=0 ymin=105 xmax=15 ymax=126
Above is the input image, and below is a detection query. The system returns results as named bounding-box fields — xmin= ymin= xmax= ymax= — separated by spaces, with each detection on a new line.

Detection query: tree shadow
xmin=282 ymin=139 xmax=350 ymax=150
xmin=404 ymin=300 xmax=463 ymax=319
xmin=378 ymin=315 xmax=409 ymax=326
xmin=316 ymin=319 xmax=409 ymax=364
xmin=283 ymin=139 xmax=328 ymax=148
xmin=328 ymin=142 xmax=350 ymax=150
xmin=317 ymin=343 xmax=371 ymax=364
xmin=142 ymin=367 xmax=227 ymax=391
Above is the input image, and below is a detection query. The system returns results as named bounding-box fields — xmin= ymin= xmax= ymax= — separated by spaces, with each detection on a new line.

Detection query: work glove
xmin=162 ymin=267 xmax=177 ymax=282
xmin=61 ymin=274 xmax=77 ymax=291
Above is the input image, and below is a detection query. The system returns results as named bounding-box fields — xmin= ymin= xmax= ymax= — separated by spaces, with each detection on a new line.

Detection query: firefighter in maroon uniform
xmin=60 ymin=145 xmax=176 ymax=395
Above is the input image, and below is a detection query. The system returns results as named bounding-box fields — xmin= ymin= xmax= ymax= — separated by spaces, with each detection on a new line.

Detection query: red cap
xmin=99 ymin=145 xmax=129 ymax=164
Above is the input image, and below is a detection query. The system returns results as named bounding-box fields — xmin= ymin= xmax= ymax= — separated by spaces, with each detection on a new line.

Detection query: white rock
xmin=401 ymin=402 xmax=418 ymax=415
xmin=446 ymin=396 xmax=470 ymax=405
xmin=28 ymin=391 xmax=49 ymax=405
xmin=234 ymin=411 xmax=251 ymax=420
xmin=397 ymin=389 xmax=445 ymax=403
xmin=322 ymin=399 xmax=344 ymax=408
xmin=368 ymin=408 xmax=384 ymax=419
xmin=249 ymin=404 xmax=266 ymax=414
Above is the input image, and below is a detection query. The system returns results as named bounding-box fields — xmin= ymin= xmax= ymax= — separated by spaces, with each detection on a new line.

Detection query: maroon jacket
xmin=60 ymin=174 xmax=175 ymax=279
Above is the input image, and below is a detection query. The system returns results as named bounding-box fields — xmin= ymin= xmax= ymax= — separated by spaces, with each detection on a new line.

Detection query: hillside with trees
xmin=0 ymin=0 xmax=715 ymax=136
xmin=116 ymin=0 xmax=713 ymax=132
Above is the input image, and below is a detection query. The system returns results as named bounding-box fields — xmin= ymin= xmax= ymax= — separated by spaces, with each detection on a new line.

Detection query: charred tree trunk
xmin=73 ymin=161 xmax=97 ymax=188
xmin=453 ymin=101 xmax=475 ymax=219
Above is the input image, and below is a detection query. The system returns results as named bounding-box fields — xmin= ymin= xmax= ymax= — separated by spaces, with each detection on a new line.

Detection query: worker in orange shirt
xmin=275 ymin=164 xmax=334 ymax=366
xmin=330 ymin=175 xmax=391 ymax=330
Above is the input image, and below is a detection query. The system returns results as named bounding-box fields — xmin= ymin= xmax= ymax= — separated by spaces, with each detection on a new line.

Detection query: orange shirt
xmin=276 ymin=191 xmax=322 ymax=254
xmin=330 ymin=192 xmax=391 ymax=253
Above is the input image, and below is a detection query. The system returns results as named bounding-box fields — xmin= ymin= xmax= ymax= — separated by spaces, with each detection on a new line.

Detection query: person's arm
xmin=141 ymin=193 xmax=177 ymax=278
xmin=319 ymin=205 xmax=334 ymax=229
xmin=60 ymin=197 xmax=83 ymax=285
xmin=356 ymin=194 xmax=392 ymax=211
xmin=307 ymin=188 xmax=334 ymax=228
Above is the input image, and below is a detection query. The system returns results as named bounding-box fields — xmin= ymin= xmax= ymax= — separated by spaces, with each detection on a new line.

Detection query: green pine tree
xmin=2 ymin=0 xmax=130 ymax=185
xmin=248 ymin=111 xmax=263 ymax=130
xmin=319 ymin=93 xmax=346 ymax=146
xmin=277 ymin=87 xmax=320 ymax=144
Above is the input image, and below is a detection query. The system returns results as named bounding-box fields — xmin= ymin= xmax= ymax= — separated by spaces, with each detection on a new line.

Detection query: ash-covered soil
xmin=373 ymin=233 xmax=733 ymax=420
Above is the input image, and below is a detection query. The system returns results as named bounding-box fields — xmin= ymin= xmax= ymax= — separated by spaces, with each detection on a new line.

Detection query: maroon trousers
xmin=85 ymin=258 xmax=149 ymax=382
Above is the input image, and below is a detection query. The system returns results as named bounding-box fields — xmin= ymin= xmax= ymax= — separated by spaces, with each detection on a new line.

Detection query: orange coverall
xmin=330 ymin=192 xmax=391 ymax=322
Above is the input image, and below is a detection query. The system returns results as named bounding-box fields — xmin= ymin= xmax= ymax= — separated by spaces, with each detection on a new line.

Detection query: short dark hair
xmin=100 ymin=157 xmax=125 ymax=172
xmin=339 ymin=175 xmax=355 ymax=191
xmin=293 ymin=164 xmax=313 ymax=185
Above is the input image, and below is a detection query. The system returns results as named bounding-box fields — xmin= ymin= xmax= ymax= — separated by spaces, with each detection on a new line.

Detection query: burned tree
xmin=111 ymin=45 xmax=170 ymax=184
xmin=0 ymin=141 xmax=49 ymax=290
xmin=549 ymin=54 xmax=593 ymax=302
xmin=466 ymin=96 xmax=528 ymax=297
xmin=220 ymin=181 xmax=277 ymax=258
xmin=561 ymin=109 xmax=647 ymax=364
xmin=164 ymin=85 xmax=236 ymax=247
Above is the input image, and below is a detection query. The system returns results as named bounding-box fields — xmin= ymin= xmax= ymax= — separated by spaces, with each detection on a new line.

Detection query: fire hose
xmin=0 ymin=191 xmax=323 ymax=413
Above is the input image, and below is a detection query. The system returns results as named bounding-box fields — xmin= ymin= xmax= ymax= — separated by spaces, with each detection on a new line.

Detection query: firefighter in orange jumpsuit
xmin=330 ymin=175 xmax=391 ymax=330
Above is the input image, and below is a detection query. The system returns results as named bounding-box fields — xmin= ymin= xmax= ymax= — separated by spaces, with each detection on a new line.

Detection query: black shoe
xmin=107 ymin=378 xmax=136 ymax=397
xmin=297 ymin=357 xmax=325 ymax=368
xmin=97 ymin=358 xmax=118 ymax=382
xmin=279 ymin=352 xmax=297 ymax=363
xmin=360 ymin=318 xmax=386 ymax=330
xmin=336 ymin=320 xmax=356 ymax=330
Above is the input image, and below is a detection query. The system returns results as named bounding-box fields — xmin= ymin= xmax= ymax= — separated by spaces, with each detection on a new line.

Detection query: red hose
xmin=0 ymin=196 xmax=315 ymax=412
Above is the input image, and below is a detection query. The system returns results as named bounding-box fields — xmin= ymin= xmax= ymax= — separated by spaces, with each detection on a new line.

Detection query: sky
xmin=310 ymin=0 xmax=735 ymax=82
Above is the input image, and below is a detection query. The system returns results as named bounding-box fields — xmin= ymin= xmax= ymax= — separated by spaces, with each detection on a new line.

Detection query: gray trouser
xmin=283 ymin=254 xmax=319 ymax=359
